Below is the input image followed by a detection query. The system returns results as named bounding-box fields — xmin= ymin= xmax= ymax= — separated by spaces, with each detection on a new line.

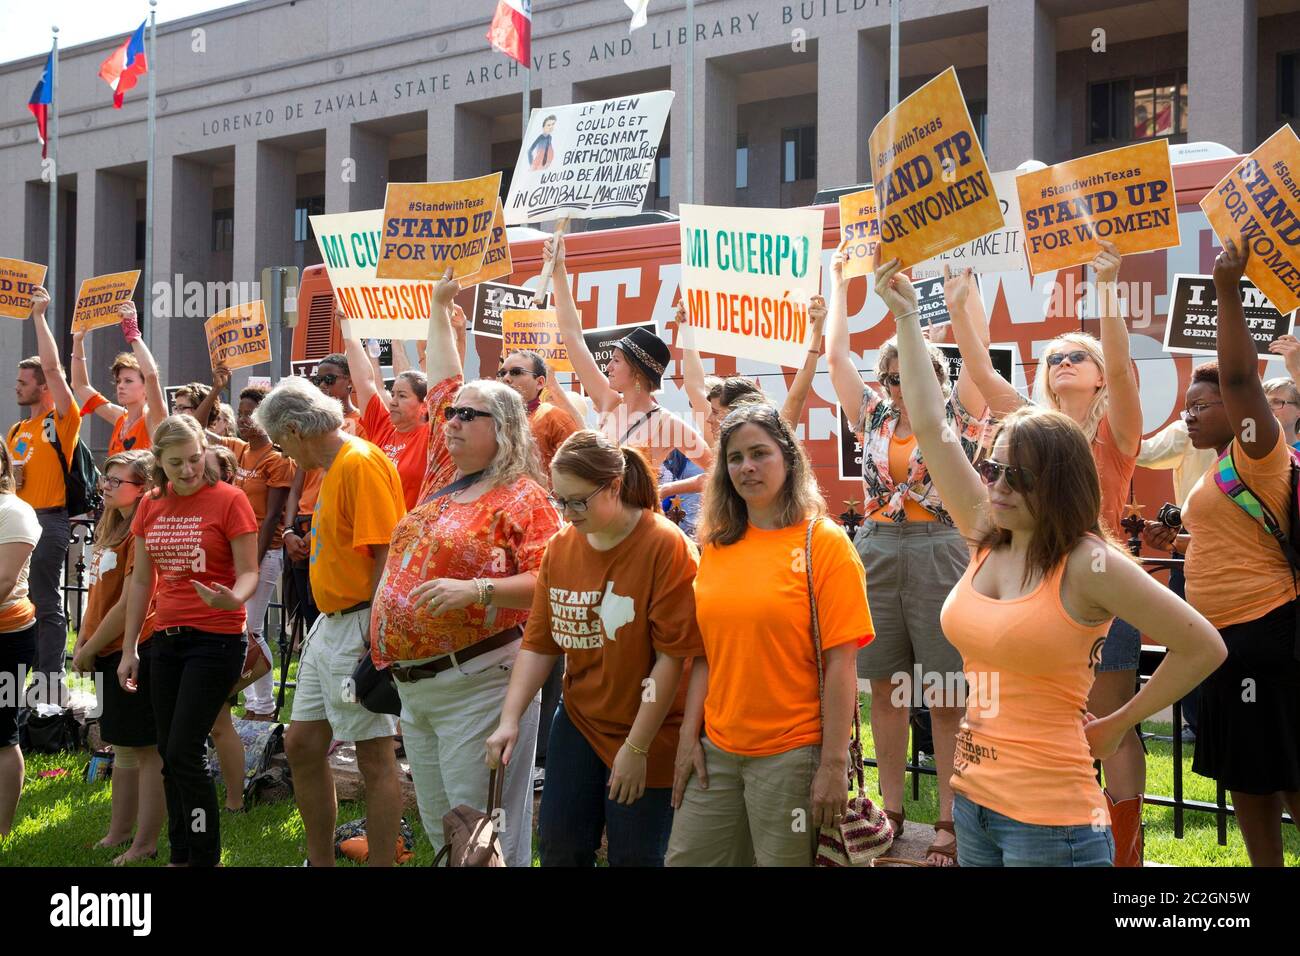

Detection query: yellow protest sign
xmin=501 ymin=309 xmax=573 ymax=372
xmin=0 ymin=258 xmax=48 ymax=319
xmin=1200 ymin=125 xmax=1300 ymax=316
xmin=459 ymin=199 xmax=513 ymax=287
xmin=838 ymin=188 xmax=880 ymax=280
xmin=867 ymin=67 xmax=1003 ymax=268
xmin=71 ymin=270 xmax=141 ymax=333
xmin=205 ymin=301 xmax=271 ymax=371
xmin=376 ymin=174 xmax=503 ymax=281
xmin=1016 ymin=140 xmax=1180 ymax=275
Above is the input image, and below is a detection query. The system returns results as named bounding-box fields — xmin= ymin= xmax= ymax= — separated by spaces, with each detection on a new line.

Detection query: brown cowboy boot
xmin=1105 ymin=790 xmax=1144 ymax=867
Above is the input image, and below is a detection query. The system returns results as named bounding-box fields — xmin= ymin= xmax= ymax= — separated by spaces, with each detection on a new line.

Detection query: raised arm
xmin=674 ymin=300 xmax=711 ymax=421
xmin=122 ymin=303 xmax=168 ymax=436
xmin=194 ymin=365 xmax=228 ymax=430
xmin=342 ymin=326 xmax=383 ymax=412
xmin=941 ymin=266 xmax=990 ymax=417
xmin=548 ymin=235 xmax=621 ymax=413
xmin=945 ymin=266 xmax=1022 ymax=417
xmin=30 ymin=287 xmax=75 ymax=417
xmin=1267 ymin=333 xmax=1300 ymax=390
xmin=825 ymin=243 xmax=868 ymax=425
xmin=425 ymin=269 xmax=463 ymax=383
xmin=880 ymin=259 xmax=989 ymax=540
xmin=781 ymin=294 xmax=826 ymax=428
xmin=449 ymin=304 xmax=468 ymax=368
xmin=1214 ymin=238 xmax=1278 ymax=459
xmin=1092 ymin=241 xmax=1142 ymax=456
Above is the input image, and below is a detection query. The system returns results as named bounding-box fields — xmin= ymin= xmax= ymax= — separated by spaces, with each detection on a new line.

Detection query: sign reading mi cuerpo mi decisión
xmin=505 ymin=91 xmax=674 ymax=224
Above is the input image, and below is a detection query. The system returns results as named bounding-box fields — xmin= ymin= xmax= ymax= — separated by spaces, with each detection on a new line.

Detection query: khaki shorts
xmin=292 ymin=607 xmax=397 ymax=743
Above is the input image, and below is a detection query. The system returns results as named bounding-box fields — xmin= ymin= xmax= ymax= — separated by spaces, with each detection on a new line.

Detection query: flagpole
xmin=47 ymin=26 xmax=59 ymax=336
xmin=685 ymin=0 xmax=694 ymax=204
xmin=144 ymin=0 xmax=157 ymax=342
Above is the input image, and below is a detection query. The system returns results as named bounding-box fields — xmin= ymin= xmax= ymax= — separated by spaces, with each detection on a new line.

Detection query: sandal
xmin=885 ymin=809 xmax=905 ymax=839
xmin=925 ymin=820 xmax=958 ymax=867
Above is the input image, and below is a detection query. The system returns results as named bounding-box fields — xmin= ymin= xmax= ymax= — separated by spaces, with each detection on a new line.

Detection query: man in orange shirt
xmin=498 ymin=349 xmax=579 ymax=479
xmin=6 ymin=287 xmax=80 ymax=705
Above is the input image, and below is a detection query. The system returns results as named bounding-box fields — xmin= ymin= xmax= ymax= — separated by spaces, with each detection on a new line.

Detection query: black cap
xmin=612 ymin=327 xmax=671 ymax=389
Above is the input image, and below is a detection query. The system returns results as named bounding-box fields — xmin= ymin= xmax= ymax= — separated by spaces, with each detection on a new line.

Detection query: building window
xmin=655 ymin=147 xmax=670 ymax=201
xmin=1089 ymin=70 xmax=1188 ymax=145
xmin=295 ymin=196 xmax=326 ymax=243
xmin=213 ymin=208 xmax=234 ymax=252
xmin=1281 ymin=51 xmax=1300 ymax=123
xmin=781 ymin=126 xmax=816 ymax=183
xmin=966 ymin=99 xmax=987 ymax=150
xmin=736 ymin=133 xmax=749 ymax=190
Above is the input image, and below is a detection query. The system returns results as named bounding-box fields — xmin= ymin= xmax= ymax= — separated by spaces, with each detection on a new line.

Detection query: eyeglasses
xmin=171 ymin=403 xmax=194 ymax=413
xmin=497 ymin=367 xmax=534 ymax=379
xmin=99 ymin=476 xmax=143 ymax=490
xmin=1268 ymin=398 xmax=1298 ymax=410
xmin=1045 ymin=350 xmax=1093 ymax=367
xmin=1180 ymin=400 xmax=1224 ymax=420
xmin=443 ymin=405 xmax=495 ymax=423
xmin=975 ymin=458 xmax=1035 ymax=494
xmin=312 ymin=374 xmax=340 ymax=387
xmin=548 ymin=483 xmax=609 ymax=513
xmin=879 ymin=373 xmax=901 ymax=388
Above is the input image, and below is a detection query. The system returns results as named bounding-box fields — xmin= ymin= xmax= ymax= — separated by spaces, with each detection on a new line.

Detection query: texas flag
xmin=486 ymin=0 xmax=531 ymax=67
xmin=98 ymin=21 xmax=148 ymax=109
xmin=27 ymin=52 xmax=53 ymax=158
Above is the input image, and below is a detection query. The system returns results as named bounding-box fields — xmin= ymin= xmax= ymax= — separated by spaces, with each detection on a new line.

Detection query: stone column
xmin=987 ymin=0 xmax=1057 ymax=169
xmin=325 ymin=123 xmax=389 ymax=213
xmin=1188 ymin=0 xmax=1257 ymax=152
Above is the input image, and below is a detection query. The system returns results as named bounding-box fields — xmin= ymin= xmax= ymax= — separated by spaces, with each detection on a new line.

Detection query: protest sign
xmin=311 ymin=209 xmax=437 ymax=340
xmin=867 ymin=67 xmax=1003 ymax=268
xmin=502 ymin=309 xmax=573 ymax=372
xmin=1162 ymin=274 xmax=1294 ymax=357
xmin=205 ymin=301 xmax=271 ymax=371
xmin=471 ymin=281 xmax=535 ymax=339
xmin=935 ymin=344 xmax=1015 ymax=385
xmin=912 ymin=170 xmax=1028 ymax=278
xmin=71 ymin=270 xmax=141 ymax=333
xmin=459 ymin=199 xmax=513 ymax=287
xmin=581 ymin=322 xmax=657 ymax=373
xmin=290 ymin=359 xmax=319 ymax=379
xmin=504 ymin=91 xmax=674 ymax=224
xmin=913 ymin=276 xmax=950 ymax=328
xmin=375 ymin=173 xmax=502 ymax=281
xmin=678 ymin=204 xmax=824 ymax=367
xmin=1199 ymin=125 xmax=1300 ymax=315
xmin=0 ymin=258 xmax=47 ymax=319
xmin=838 ymin=188 xmax=880 ymax=280
xmin=837 ymin=409 xmax=863 ymax=482
xmin=1016 ymin=140 xmax=1180 ymax=275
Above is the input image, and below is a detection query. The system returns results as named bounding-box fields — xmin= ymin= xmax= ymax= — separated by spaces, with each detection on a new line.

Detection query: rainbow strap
xmin=1212 ymin=447 xmax=1284 ymax=538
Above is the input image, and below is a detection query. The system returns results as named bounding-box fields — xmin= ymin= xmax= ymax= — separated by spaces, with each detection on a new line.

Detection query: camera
xmin=1156 ymin=502 xmax=1182 ymax=530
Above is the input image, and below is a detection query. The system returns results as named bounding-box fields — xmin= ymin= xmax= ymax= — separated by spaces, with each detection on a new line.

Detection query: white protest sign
xmin=911 ymin=170 xmax=1028 ymax=279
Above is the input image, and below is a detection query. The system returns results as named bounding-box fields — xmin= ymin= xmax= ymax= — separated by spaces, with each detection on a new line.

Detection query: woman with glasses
xmin=370 ymin=269 xmax=561 ymax=867
xmin=70 ymin=451 xmax=162 ymax=863
xmin=879 ymin=255 xmax=1224 ymax=866
xmin=486 ymin=429 xmax=703 ymax=866
xmin=944 ymin=240 xmax=1148 ymax=865
xmin=824 ymin=243 xmax=989 ymax=865
xmin=1261 ymin=378 xmax=1300 ymax=452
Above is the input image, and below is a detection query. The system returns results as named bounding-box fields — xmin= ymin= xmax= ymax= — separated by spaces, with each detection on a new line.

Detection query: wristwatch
xmin=482 ymin=580 xmax=496 ymax=606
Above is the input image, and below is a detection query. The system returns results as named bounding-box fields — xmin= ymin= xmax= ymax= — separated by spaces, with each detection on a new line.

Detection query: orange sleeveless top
xmin=939 ymin=543 xmax=1113 ymax=827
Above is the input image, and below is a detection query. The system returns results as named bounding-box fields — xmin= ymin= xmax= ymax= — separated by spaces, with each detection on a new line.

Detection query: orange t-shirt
xmin=870 ymin=433 xmax=935 ymax=523
xmin=309 ymin=436 xmax=406 ymax=614
xmin=529 ymin=402 xmax=580 ymax=478
xmin=233 ymin=442 xmax=296 ymax=550
xmin=694 ymin=518 xmax=873 ymax=757
xmin=83 ymin=532 xmax=157 ymax=655
xmin=8 ymin=401 xmax=81 ymax=510
xmin=296 ymin=410 xmax=366 ymax=517
xmin=522 ymin=511 xmax=704 ymax=787
xmin=131 ymin=481 xmax=259 ymax=634
xmin=109 ymin=412 xmax=152 ymax=456
xmin=940 ymin=545 xmax=1113 ymax=827
xmin=1092 ymin=416 xmax=1137 ymax=538
xmin=1183 ymin=431 xmax=1297 ymax=629
xmin=361 ymin=393 xmax=431 ymax=511
xmin=0 ymin=495 xmax=42 ymax=633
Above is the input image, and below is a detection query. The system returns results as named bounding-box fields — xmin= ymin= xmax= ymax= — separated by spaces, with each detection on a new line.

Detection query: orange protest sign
xmin=71 ymin=270 xmax=141 ymax=333
xmin=0 ymin=258 xmax=48 ymax=319
xmin=1200 ymin=125 xmax=1300 ymax=316
xmin=501 ymin=309 xmax=573 ymax=372
xmin=1016 ymin=140 xmax=1180 ymax=275
xmin=459 ymin=199 xmax=513 ymax=287
xmin=205 ymin=301 xmax=271 ymax=371
xmin=838 ymin=188 xmax=880 ymax=280
xmin=376 ymin=174 xmax=503 ymax=281
xmin=867 ymin=67 xmax=1003 ymax=268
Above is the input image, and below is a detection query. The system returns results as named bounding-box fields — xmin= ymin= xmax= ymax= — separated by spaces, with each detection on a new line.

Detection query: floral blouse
xmin=370 ymin=374 xmax=561 ymax=665
xmin=854 ymin=385 xmax=988 ymax=525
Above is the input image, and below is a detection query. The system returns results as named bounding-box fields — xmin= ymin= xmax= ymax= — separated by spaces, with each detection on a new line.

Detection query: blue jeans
xmin=537 ymin=702 xmax=674 ymax=867
xmin=953 ymin=793 xmax=1114 ymax=867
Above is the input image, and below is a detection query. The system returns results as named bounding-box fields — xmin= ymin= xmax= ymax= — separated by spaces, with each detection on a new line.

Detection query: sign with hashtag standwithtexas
xmin=867 ymin=67 xmax=1004 ymax=269
xmin=502 ymin=309 xmax=574 ymax=372
xmin=0 ymin=258 xmax=47 ymax=319
xmin=205 ymin=300 xmax=271 ymax=371
xmin=1016 ymin=139 xmax=1180 ymax=275
xmin=376 ymin=173 xmax=502 ymax=281
xmin=71 ymin=270 xmax=141 ymax=333
xmin=458 ymin=198 xmax=513 ymax=287
xmin=838 ymin=188 xmax=880 ymax=280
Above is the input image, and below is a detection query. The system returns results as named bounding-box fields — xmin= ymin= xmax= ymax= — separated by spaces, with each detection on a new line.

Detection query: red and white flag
xmin=486 ymin=0 xmax=531 ymax=67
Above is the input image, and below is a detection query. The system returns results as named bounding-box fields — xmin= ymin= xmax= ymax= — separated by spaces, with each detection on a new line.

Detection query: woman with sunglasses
xmin=485 ymin=430 xmax=703 ymax=865
xmin=370 ymin=269 xmax=561 ymax=867
xmin=825 ymin=243 xmax=989 ymax=865
xmin=878 ymin=256 xmax=1224 ymax=866
xmin=943 ymin=240 xmax=1148 ymax=865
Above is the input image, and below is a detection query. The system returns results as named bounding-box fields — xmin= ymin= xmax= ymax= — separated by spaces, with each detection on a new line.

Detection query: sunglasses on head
xmin=443 ymin=405 xmax=495 ymax=423
xmin=312 ymin=373 xmax=340 ymax=387
xmin=880 ymin=373 xmax=901 ymax=388
xmin=1046 ymin=350 xmax=1092 ymax=367
xmin=976 ymin=458 xmax=1035 ymax=493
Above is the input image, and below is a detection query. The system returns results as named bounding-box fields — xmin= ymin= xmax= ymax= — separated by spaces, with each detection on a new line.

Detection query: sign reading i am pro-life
xmin=678 ymin=204 xmax=824 ymax=367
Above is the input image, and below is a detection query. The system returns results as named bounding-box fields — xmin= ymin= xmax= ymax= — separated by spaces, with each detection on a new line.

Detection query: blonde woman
xmin=70 ymin=450 xmax=162 ymax=864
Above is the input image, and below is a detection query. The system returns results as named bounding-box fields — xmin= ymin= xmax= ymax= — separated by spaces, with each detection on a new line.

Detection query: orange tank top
xmin=868 ymin=433 xmax=936 ymax=523
xmin=938 ymin=543 xmax=1113 ymax=827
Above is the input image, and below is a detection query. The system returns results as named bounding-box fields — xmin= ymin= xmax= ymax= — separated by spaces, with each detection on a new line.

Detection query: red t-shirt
xmin=130 ymin=480 xmax=259 ymax=634
xmin=361 ymin=393 xmax=431 ymax=511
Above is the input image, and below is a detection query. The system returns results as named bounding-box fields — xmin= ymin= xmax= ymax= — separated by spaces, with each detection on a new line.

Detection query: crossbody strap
xmin=417 ymin=469 xmax=486 ymax=509
xmin=1213 ymin=444 xmax=1300 ymax=590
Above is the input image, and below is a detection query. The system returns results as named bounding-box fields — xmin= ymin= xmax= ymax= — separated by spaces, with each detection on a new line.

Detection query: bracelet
xmin=624 ymin=738 xmax=649 ymax=756
xmin=894 ymin=309 xmax=920 ymax=322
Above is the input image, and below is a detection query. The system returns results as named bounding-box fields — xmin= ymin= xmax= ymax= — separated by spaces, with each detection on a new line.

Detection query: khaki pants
xmin=665 ymin=737 xmax=820 ymax=867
